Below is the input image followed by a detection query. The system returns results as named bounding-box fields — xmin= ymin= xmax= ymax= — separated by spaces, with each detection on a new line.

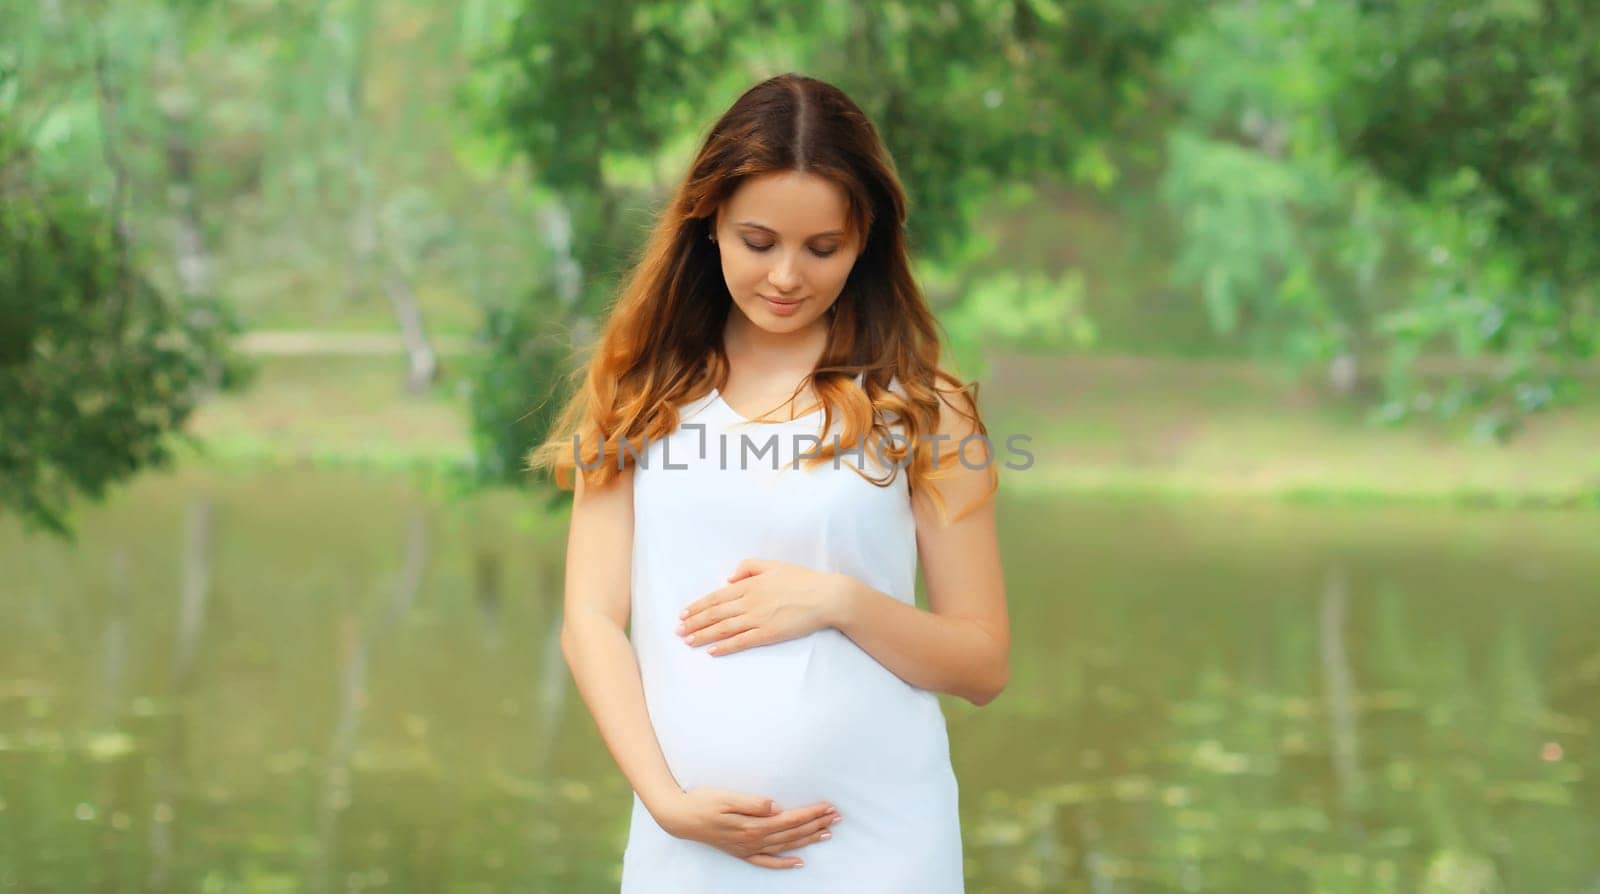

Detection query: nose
xmin=767 ymin=253 xmax=802 ymax=294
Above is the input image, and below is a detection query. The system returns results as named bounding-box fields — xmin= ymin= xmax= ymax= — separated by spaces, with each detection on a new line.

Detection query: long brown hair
xmin=527 ymin=73 xmax=997 ymax=523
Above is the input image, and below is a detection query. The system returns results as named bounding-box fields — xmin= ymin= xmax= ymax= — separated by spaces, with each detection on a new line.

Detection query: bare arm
xmin=830 ymin=388 xmax=1010 ymax=706
xmin=558 ymin=465 xmax=683 ymax=817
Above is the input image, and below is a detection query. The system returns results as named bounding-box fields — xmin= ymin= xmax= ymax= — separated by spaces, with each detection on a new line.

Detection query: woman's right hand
xmin=654 ymin=787 xmax=841 ymax=869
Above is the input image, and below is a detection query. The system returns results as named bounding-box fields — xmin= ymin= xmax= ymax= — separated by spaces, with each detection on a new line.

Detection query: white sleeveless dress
xmin=619 ymin=374 xmax=964 ymax=892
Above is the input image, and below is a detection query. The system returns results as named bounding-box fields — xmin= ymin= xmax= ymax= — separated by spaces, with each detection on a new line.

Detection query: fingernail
xmin=793 ymin=860 xmax=804 ymax=868
xmin=820 ymin=831 xmax=831 ymax=840
xmin=830 ymin=815 xmax=843 ymax=824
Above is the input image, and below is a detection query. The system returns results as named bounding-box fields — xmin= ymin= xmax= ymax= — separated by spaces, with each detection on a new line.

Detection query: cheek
xmin=815 ymin=258 xmax=855 ymax=295
xmin=720 ymin=252 xmax=764 ymax=290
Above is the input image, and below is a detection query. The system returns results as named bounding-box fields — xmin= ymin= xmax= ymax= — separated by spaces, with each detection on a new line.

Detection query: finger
xmin=679 ymin=596 xmax=743 ymax=638
xmin=695 ymin=616 xmax=756 ymax=649
xmin=744 ymin=854 xmax=804 ymax=870
xmin=763 ymin=825 xmax=834 ymax=856
xmin=680 ymin=585 xmax=735 ymax=621
xmin=708 ymin=625 xmax=769 ymax=656
xmin=758 ymin=802 xmax=837 ymax=835
xmin=762 ymin=813 xmax=838 ymax=850
xmin=724 ymin=795 xmax=778 ymax=817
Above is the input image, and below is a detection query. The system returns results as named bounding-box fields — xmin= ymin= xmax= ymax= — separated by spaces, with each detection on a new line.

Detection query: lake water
xmin=2 ymin=466 xmax=1596 ymax=892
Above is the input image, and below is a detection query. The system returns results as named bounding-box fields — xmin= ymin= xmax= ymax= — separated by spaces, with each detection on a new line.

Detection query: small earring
xmin=707 ymin=231 xmax=716 ymax=243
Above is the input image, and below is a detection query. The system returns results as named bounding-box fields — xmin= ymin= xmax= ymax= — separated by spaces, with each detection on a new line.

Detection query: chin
xmin=739 ymin=301 xmax=817 ymax=332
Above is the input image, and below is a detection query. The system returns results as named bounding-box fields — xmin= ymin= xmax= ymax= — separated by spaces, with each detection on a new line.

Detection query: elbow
xmin=558 ymin=614 xmax=595 ymax=667
xmin=558 ymin=621 xmax=578 ymax=669
xmin=965 ymin=655 xmax=1010 ymax=708
xmin=559 ymin=609 xmax=628 ymax=667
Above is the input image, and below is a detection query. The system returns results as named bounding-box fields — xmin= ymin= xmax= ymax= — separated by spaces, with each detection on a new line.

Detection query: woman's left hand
xmin=677 ymin=559 xmax=849 ymax=656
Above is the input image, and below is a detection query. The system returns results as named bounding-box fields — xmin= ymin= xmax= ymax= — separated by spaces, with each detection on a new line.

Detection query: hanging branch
xmin=90 ymin=20 xmax=134 ymax=335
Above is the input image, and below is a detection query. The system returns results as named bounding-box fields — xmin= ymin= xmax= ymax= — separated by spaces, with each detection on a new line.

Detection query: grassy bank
xmin=179 ymin=351 xmax=1600 ymax=508
xmin=986 ymin=355 xmax=1600 ymax=508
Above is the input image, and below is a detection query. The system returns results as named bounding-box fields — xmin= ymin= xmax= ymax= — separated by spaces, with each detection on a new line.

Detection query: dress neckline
xmin=707 ymin=371 xmax=867 ymax=426
xmin=709 ymin=388 xmax=825 ymax=425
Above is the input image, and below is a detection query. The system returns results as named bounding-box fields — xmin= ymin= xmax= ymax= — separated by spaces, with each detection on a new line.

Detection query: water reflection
xmin=147 ymin=497 xmax=214 ymax=889
xmin=0 ymin=468 xmax=1596 ymax=892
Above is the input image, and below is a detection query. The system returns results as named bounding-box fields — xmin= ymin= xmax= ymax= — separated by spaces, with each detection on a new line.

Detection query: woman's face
xmin=714 ymin=171 xmax=862 ymax=336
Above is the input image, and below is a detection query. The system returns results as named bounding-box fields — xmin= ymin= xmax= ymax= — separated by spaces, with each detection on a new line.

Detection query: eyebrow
xmin=735 ymin=221 xmax=845 ymax=240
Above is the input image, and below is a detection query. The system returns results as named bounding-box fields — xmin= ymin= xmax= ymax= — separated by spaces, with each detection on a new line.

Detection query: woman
xmin=532 ymin=73 xmax=1009 ymax=892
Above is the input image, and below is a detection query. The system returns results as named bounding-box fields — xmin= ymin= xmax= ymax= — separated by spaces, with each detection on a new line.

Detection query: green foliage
xmin=1160 ymin=1 xmax=1393 ymax=367
xmin=1347 ymin=0 xmax=1600 ymax=437
xmin=0 ymin=104 xmax=238 ymax=537
xmin=1351 ymin=0 xmax=1600 ymax=294
xmin=939 ymin=270 xmax=1097 ymax=378
xmin=1159 ymin=0 xmax=1598 ymax=441
xmin=464 ymin=300 xmax=573 ymax=496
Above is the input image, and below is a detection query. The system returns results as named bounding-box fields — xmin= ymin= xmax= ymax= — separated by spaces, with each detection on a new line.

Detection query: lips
xmin=759 ymin=293 xmax=805 ymax=317
xmin=759 ymin=294 xmax=803 ymax=306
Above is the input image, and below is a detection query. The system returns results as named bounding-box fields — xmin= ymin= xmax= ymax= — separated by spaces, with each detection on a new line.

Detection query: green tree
xmin=1345 ymin=0 xmax=1599 ymax=438
xmin=0 ymin=24 xmax=237 ymax=537
xmin=1150 ymin=0 xmax=1596 ymax=439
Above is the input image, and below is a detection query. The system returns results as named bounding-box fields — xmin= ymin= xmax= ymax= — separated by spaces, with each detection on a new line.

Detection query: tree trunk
xmin=158 ymin=33 xmax=213 ymax=303
xmin=335 ymin=0 xmax=439 ymax=394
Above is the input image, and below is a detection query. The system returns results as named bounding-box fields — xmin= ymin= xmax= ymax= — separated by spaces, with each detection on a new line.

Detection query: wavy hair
xmin=527 ymin=73 xmax=997 ymax=523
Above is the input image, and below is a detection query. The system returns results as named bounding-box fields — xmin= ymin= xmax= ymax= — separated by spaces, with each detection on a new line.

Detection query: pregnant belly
xmin=642 ymin=628 xmax=950 ymax=802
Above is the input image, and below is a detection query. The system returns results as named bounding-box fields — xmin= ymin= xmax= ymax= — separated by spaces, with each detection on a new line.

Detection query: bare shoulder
xmin=915 ymin=369 xmax=996 ymax=526
xmin=929 ymin=369 xmax=985 ymax=442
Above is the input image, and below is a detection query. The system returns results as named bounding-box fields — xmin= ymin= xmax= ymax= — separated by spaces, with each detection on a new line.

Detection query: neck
xmin=722 ymin=310 xmax=830 ymax=374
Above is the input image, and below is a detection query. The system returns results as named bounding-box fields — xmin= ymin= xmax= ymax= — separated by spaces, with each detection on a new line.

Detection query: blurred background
xmin=3 ymin=1 xmax=1598 ymax=891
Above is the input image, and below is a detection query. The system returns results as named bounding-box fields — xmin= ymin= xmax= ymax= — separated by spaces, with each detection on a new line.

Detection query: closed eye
xmin=741 ymin=240 xmax=838 ymax=258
